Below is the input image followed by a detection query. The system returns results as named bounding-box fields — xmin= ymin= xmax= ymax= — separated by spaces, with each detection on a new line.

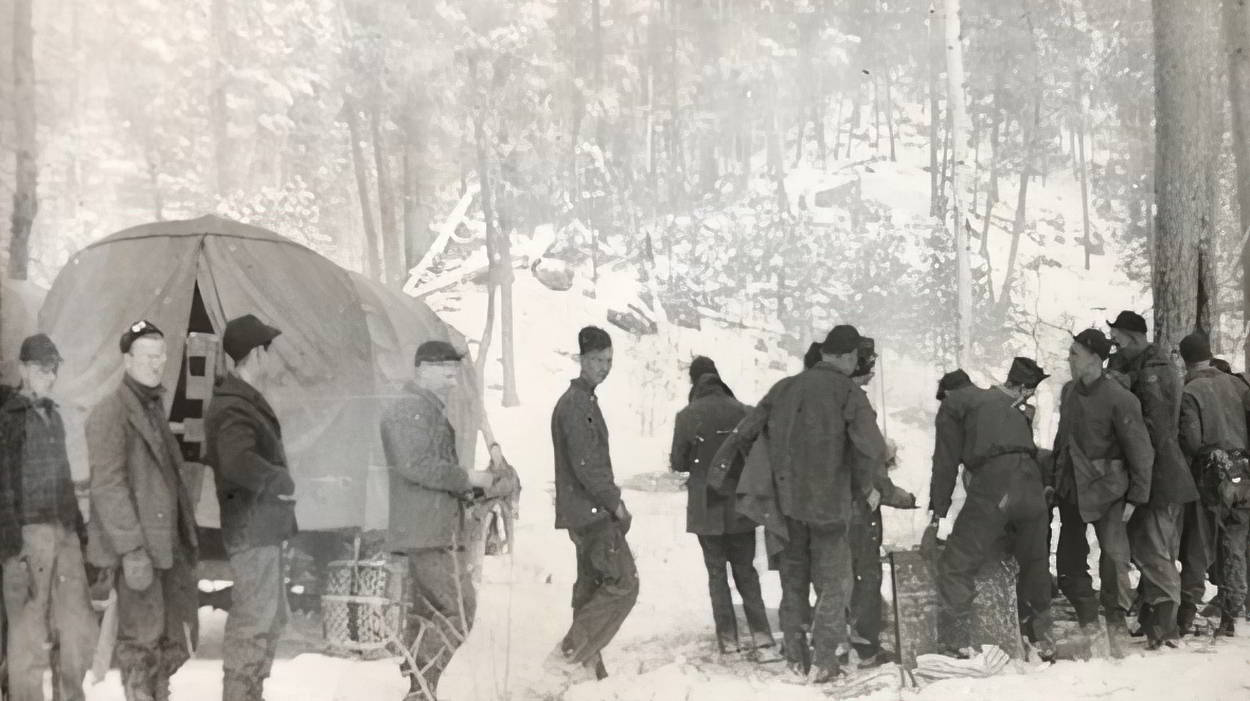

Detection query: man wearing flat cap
xmin=1177 ymin=331 xmax=1250 ymax=636
xmin=86 ymin=320 xmax=199 ymax=701
xmin=706 ymin=325 xmax=884 ymax=682
xmin=204 ymin=314 xmax=295 ymax=700
xmin=929 ymin=357 xmax=1054 ymax=658
xmin=1047 ymin=329 xmax=1154 ymax=656
xmin=381 ymin=339 xmax=502 ymax=700
xmin=0 ymin=334 xmax=98 ymax=700
xmin=1106 ymin=311 xmax=1198 ymax=648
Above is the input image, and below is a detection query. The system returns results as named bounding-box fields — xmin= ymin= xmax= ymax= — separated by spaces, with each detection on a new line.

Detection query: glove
xmin=614 ymin=501 xmax=633 ymax=534
xmin=4 ymin=555 xmax=34 ymax=603
xmin=920 ymin=517 xmax=941 ymax=558
xmin=268 ymin=471 xmax=296 ymax=498
xmin=122 ymin=549 xmax=154 ymax=591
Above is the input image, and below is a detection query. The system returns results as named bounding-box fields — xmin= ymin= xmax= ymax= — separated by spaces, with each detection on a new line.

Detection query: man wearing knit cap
xmin=930 ymin=357 xmax=1054 ymax=658
xmin=0 ymin=334 xmax=98 ymax=701
xmin=204 ymin=314 xmax=296 ymax=700
xmin=705 ymin=324 xmax=884 ymax=682
xmin=1047 ymin=329 xmax=1154 ymax=656
xmin=1106 ymin=311 xmax=1198 ymax=648
xmin=546 ymin=326 xmax=638 ymax=686
xmin=935 ymin=369 xmax=975 ymax=402
xmin=1177 ymin=331 xmax=1250 ymax=636
xmin=86 ymin=321 xmax=199 ymax=701
xmin=688 ymin=355 xmax=735 ymax=402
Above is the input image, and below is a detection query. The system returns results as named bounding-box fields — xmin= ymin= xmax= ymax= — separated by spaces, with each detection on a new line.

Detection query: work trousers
xmin=696 ymin=532 xmax=772 ymax=652
xmin=398 ymin=547 xmax=478 ymax=699
xmin=115 ymin=545 xmax=199 ymax=701
xmin=561 ymin=520 xmax=639 ymax=667
xmin=1056 ymin=498 xmax=1133 ymax=625
xmin=777 ymin=517 xmax=851 ymax=671
xmin=223 ymin=545 xmax=288 ymax=701
xmin=2 ymin=523 xmax=98 ymax=701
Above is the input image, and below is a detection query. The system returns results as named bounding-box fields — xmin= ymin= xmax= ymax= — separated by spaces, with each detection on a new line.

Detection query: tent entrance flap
xmin=168 ymin=283 xmax=222 ymax=528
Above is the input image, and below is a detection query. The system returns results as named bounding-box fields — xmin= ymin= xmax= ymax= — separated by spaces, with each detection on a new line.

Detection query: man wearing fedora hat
xmin=1048 ymin=329 xmax=1154 ymax=655
xmin=204 ymin=314 xmax=296 ymax=700
xmin=929 ymin=357 xmax=1054 ymax=658
xmin=1106 ymin=311 xmax=1198 ymax=648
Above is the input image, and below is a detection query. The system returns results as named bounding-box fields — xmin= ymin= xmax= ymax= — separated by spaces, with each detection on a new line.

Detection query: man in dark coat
xmin=706 ymin=325 xmax=884 ymax=682
xmin=1048 ymin=329 xmax=1154 ymax=654
xmin=380 ymin=340 xmax=501 ymax=700
xmin=929 ymin=358 xmax=1053 ymax=658
xmin=1106 ymin=311 xmax=1199 ymax=647
xmin=1177 ymin=332 xmax=1250 ymax=636
xmin=0 ymin=334 xmax=98 ymax=701
xmin=671 ymin=370 xmax=773 ymax=655
xmin=687 ymin=355 xmax=735 ymax=402
xmin=86 ymin=321 xmax=199 ymax=701
xmin=204 ymin=314 xmax=297 ymax=700
xmin=547 ymin=327 xmax=638 ymax=684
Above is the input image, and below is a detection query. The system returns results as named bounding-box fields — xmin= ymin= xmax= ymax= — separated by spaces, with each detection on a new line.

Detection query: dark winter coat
xmin=1049 ymin=375 xmax=1155 ymax=522
xmin=671 ymin=374 xmax=755 ymax=535
xmin=551 ymin=377 xmax=622 ymax=530
xmin=706 ymin=363 xmax=883 ymax=526
xmin=203 ymin=374 xmax=298 ymax=554
xmin=380 ymin=382 xmax=471 ymax=550
xmin=1179 ymin=365 xmax=1250 ymax=458
xmin=1108 ymin=344 xmax=1199 ymax=506
xmin=86 ymin=378 xmax=198 ymax=569
xmin=0 ymin=389 xmax=85 ymax=561
xmin=930 ymin=386 xmax=1038 ymax=517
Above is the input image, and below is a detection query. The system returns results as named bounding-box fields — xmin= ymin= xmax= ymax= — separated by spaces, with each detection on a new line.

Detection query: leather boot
xmin=1217 ymin=615 xmax=1237 ymax=637
xmin=121 ymin=667 xmax=156 ymax=701
xmin=1150 ymin=601 xmax=1180 ymax=649
xmin=782 ymin=631 xmax=810 ymax=677
xmin=1177 ymin=603 xmax=1197 ymax=636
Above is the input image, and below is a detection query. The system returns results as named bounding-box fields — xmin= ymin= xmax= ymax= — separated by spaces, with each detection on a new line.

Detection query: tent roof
xmin=86 ymin=214 xmax=310 ymax=252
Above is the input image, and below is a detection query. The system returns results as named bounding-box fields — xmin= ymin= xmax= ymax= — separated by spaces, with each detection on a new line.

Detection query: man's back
xmin=1182 ymin=367 xmax=1250 ymax=455
xmin=765 ymin=363 xmax=881 ymax=526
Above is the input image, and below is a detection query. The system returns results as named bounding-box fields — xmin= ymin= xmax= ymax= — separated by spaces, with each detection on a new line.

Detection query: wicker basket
xmin=322 ymin=554 xmax=409 ymax=658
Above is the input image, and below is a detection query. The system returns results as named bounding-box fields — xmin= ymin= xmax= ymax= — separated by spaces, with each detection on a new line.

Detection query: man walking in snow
xmin=0 ymin=334 xmax=98 ymax=701
xmin=86 ymin=320 xmax=199 ymax=701
xmin=1048 ymin=329 xmax=1154 ymax=655
xmin=380 ymin=339 xmax=504 ymax=700
xmin=709 ymin=325 xmax=884 ymax=682
xmin=547 ymin=326 xmax=639 ymax=683
xmin=929 ymin=357 xmax=1053 ymax=658
xmin=1177 ymin=332 xmax=1250 ymax=636
xmin=204 ymin=314 xmax=296 ymax=700
xmin=1106 ymin=311 xmax=1198 ymax=648
xmin=671 ymin=362 xmax=773 ymax=657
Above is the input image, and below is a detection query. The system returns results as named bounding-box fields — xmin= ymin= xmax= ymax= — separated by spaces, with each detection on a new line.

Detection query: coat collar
xmin=1 ymin=390 xmax=56 ymax=414
xmin=570 ymin=376 xmax=598 ymax=396
xmin=215 ymin=373 xmax=279 ymax=424
xmin=1185 ymin=364 xmax=1224 ymax=384
xmin=403 ymin=380 xmax=445 ymax=409
xmin=118 ymin=380 xmax=169 ymax=462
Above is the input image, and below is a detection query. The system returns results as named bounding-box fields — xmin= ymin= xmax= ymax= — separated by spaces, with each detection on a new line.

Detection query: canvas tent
xmin=39 ymin=215 xmax=481 ymax=532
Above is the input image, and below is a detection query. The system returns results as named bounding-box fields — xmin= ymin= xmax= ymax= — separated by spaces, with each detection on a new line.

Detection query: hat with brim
xmin=1072 ymin=328 xmax=1113 ymax=361
xmin=19 ymin=333 xmax=62 ymax=366
xmin=223 ymin=314 xmax=283 ymax=364
xmin=415 ymin=340 xmax=465 ymax=366
xmin=1007 ymin=356 xmax=1050 ymax=388
xmin=1107 ymin=310 xmax=1148 ymax=335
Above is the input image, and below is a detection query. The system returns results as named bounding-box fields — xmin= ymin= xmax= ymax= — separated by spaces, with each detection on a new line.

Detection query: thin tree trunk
xmin=1078 ymin=115 xmax=1093 ymax=271
xmin=211 ymin=0 xmax=230 ymax=198
xmin=1225 ymin=0 xmax=1250 ymax=366
xmin=885 ymin=66 xmax=897 ymax=161
xmin=10 ymin=0 xmax=37 ymax=281
xmin=372 ymin=104 xmax=402 ymax=284
xmin=471 ymin=58 xmax=500 ymax=398
xmin=832 ymin=95 xmax=845 ymax=158
xmin=929 ymin=4 xmax=942 ymax=216
xmin=945 ymin=0 xmax=972 ymax=366
xmin=343 ymin=99 xmax=381 ymax=279
xmin=1153 ymin=0 xmax=1219 ymax=348
xmin=402 ymin=92 xmax=429 ymax=271
xmin=873 ymin=74 xmax=882 ymax=150
xmin=996 ymin=96 xmax=1040 ymax=318
xmin=981 ymin=88 xmax=1002 ymax=258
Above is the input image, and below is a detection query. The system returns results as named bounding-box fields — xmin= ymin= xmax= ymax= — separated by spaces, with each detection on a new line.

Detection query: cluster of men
xmin=617 ymin=309 xmax=1250 ymax=684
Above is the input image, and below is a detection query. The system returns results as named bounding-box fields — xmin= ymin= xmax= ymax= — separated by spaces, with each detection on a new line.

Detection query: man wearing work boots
xmin=0 ymin=334 xmax=98 ymax=701
xmin=547 ymin=327 xmax=639 ymax=685
xmin=205 ymin=315 xmax=297 ymax=700
xmin=381 ymin=340 xmax=505 ymax=700
xmin=1178 ymin=332 xmax=1250 ymax=637
xmin=930 ymin=358 xmax=1054 ymax=659
xmin=87 ymin=321 xmax=199 ymax=701
xmin=1106 ymin=311 xmax=1198 ymax=649
xmin=671 ymin=364 xmax=774 ymax=657
xmin=707 ymin=325 xmax=884 ymax=683
xmin=1049 ymin=329 xmax=1154 ymax=657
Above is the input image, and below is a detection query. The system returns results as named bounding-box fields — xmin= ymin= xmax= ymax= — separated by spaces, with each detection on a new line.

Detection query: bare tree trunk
xmin=1225 ymin=0 xmax=1250 ymax=366
xmin=402 ymin=91 xmax=430 ymax=271
xmin=10 ymin=0 xmax=37 ymax=281
xmin=996 ymin=95 xmax=1040 ymax=319
xmin=980 ymin=87 xmax=1002 ymax=258
xmin=945 ymin=0 xmax=972 ymax=366
xmin=343 ymin=99 xmax=381 ymax=279
xmin=211 ymin=0 xmax=230 ymax=198
xmin=885 ymin=66 xmax=897 ymax=161
xmin=929 ymin=5 xmax=942 ymax=216
xmin=1153 ymin=0 xmax=1219 ymax=348
xmin=372 ymin=104 xmax=402 ymax=284
xmin=1077 ymin=115 xmax=1093 ymax=271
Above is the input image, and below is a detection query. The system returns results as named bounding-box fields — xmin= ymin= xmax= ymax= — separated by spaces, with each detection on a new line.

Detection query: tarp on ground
xmin=39 ymin=215 xmax=481 ymax=531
